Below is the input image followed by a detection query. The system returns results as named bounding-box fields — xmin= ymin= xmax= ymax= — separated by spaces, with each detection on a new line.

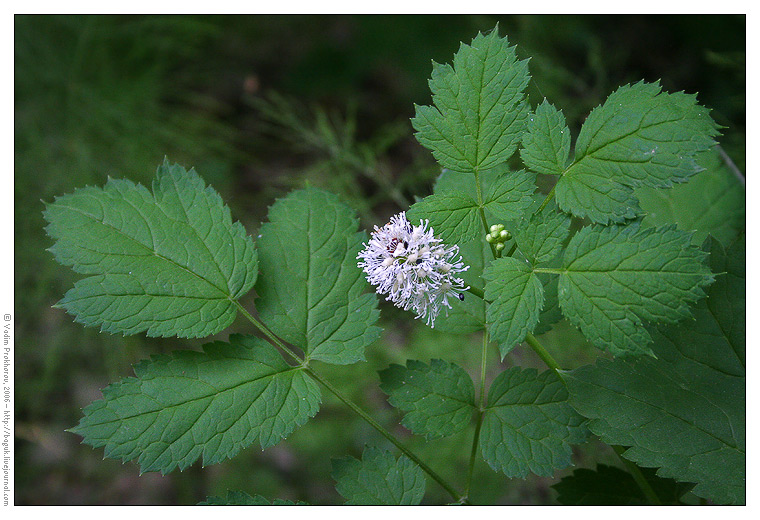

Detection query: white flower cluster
xmin=357 ymin=212 xmax=469 ymax=327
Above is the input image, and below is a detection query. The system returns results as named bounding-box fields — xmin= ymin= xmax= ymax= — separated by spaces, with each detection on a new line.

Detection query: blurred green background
xmin=15 ymin=14 xmax=745 ymax=505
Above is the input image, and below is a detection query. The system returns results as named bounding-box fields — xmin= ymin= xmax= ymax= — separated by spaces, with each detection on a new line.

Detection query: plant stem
xmin=536 ymin=182 xmax=558 ymax=214
xmin=234 ymin=300 xmax=465 ymax=503
xmin=464 ymin=330 xmax=491 ymax=501
xmin=612 ymin=445 xmax=662 ymax=505
xmin=524 ymin=333 xmax=562 ymax=371
xmin=233 ymin=301 xmax=304 ymax=365
xmin=466 ymin=285 xmax=485 ymax=300
xmin=305 ymin=368 xmax=465 ymax=503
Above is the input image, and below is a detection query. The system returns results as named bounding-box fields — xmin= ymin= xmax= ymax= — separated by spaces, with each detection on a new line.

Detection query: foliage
xmin=40 ymin=23 xmax=744 ymax=505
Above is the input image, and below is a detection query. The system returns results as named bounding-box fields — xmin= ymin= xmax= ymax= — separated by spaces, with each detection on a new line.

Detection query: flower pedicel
xmin=357 ymin=212 xmax=469 ymax=327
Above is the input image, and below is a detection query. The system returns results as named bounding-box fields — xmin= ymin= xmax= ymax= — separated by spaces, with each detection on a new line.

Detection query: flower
xmin=357 ymin=212 xmax=469 ymax=327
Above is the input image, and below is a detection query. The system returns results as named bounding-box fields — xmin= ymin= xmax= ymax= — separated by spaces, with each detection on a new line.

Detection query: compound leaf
xmin=70 ymin=334 xmax=321 ymax=474
xmin=413 ymin=27 xmax=530 ymax=174
xmin=637 ymin=147 xmax=745 ymax=245
xmin=379 ymin=359 xmax=475 ymax=440
xmin=255 ymin=187 xmax=381 ymax=365
xmin=480 ymin=368 xmax=588 ymax=478
xmin=557 ymin=223 xmax=714 ymax=356
xmin=332 ymin=447 xmax=426 ymax=505
xmin=555 ymin=81 xmax=720 ymax=224
xmin=484 ymin=257 xmax=544 ymax=357
xmin=520 ymin=99 xmax=571 ymax=176
xmin=564 ymin=237 xmax=745 ymax=505
xmin=44 ymin=158 xmax=258 ymax=338
xmin=200 ymin=491 xmax=305 ymax=505
xmin=552 ymin=464 xmax=693 ymax=505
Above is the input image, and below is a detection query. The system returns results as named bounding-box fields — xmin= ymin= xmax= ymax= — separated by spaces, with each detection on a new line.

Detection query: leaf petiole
xmin=234 ymin=300 xmax=465 ymax=503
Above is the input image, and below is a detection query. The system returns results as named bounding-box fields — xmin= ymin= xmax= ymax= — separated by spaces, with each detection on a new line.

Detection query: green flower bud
xmin=499 ymin=230 xmax=509 ymax=240
xmin=486 ymin=234 xmax=495 ymax=244
xmin=495 ymin=242 xmax=505 ymax=252
xmin=489 ymin=224 xmax=499 ymax=234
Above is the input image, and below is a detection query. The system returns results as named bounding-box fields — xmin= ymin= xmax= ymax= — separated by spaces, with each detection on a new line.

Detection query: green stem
xmin=234 ymin=301 xmax=304 ymax=365
xmin=536 ymin=182 xmax=558 ymax=214
xmin=524 ymin=333 xmax=561 ymax=372
xmin=233 ymin=300 xmax=464 ymax=503
xmin=464 ymin=330 xmax=490 ymax=500
xmin=533 ymin=267 xmax=564 ymax=275
xmin=305 ymin=369 xmax=464 ymax=503
xmin=474 ymin=170 xmax=498 ymax=259
xmin=612 ymin=445 xmax=662 ymax=505
xmin=466 ymin=285 xmax=485 ymax=300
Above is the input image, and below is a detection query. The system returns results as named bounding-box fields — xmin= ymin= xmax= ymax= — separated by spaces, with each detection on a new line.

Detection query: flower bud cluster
xmin=485 ymin=223 xmax=512 ymax=252
xmin=357 ymin=212 xmax=469 ymax=327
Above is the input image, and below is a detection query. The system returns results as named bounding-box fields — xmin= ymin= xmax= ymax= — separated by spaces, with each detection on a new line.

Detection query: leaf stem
xmin=536 ymin=182 xmax=558 ymax=214
xmin=234 ymin=300 xmax=465 ymax=503
xmin=305 ymin=367 xmax=465 ymax=503
xmin=611 ymin=445 xmax=662 ymax=505
xmin=466 ymin=285 xmax=485 ymax=300
xmin=464 ymin=329 xmax=490 ymax=501
xmin=233 ymin=301 xmax=304 ymax=365
xmin=474 ymin=169 xmax=498 ymax=259
xmin=524 ymin=333 xmax=562 ymax=372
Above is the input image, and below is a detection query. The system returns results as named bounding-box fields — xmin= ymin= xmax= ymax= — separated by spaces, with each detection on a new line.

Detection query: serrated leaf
xmin=484 ymin=257 xmax=544 ymax=357
xmin=379 ymin=359 xmax=475 ymax=440
xmin=43 ymin=159 xmax=258 ymax=338
xmin=480 ymin=368 xmax=588 ymax=478
xmin=413 ymin=27 xmax=530 ymax=174
xmin=332 ymin=447 xmax=426 ymax=505
xmin=512 ymin=204 xmax=571 ymax=265
xmin=637 ymin=147 xmax=745 ymax=245
xmin=520 ymin=99 xmax=571 ymax=176
xmin=482 ymin=169 xmax=537 ymax=222
xmin=200 ymin=491 xmax=305 ymax=505
xmin=70 ymin=335 xmax=321 ymax=474
xmin=557 ymin=223 xmax=714 ymax=356
xmin=555 ymin=81 xmax=720 ymax=224
xmin=564 ymin=237 xmax=745 ymax=504
xmin=552 ymin=464 xmax=693 ymax=505
xmin=255 ymin=187 xmax=381 ymax=365
xmin=407 ymin=168 xmax=535 ymax=245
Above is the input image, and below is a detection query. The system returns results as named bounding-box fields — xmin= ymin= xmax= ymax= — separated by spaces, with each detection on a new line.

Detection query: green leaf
xmin=413 ymin=27 xmax=530 ymax=174
xmin=44 ymin=159 xmax=258 ymax=338
xmin=332 ymin=447 xmax=426 ymax=505
xmin=512 ymin=204 xmax=571 ymax=265
xmin=552 ymin=464 xmax=693 ymax=505
xmin=379 ymin=359 xmax=475 ymax=440
xmin=555 ymin=81 xmax=720 ymax=224
xmin=533 ymin=275 xmax=563 ymax=335
xmin=484 ymin=257 xmax=544 ymax=357
xmin=407 ymin=168 xmax=535 ymax=245
xmin=200 ymin=491 xmax=305 ymax=505
xmin=482 ymin=169 xmax=537 ymax=222
xmin=480 ymin=368 xmax=588 ymax=478
xmin=564 ymin=236 xmax=745 ymax=504
xmin=255 ymin=187 xmax=381 ymax=365
xmin=637 ymin=147 xmax=745 ymax=245
xmin=557 ymin=223 xmax=714 ymax=356
xmin=520 ymin=99 xmax=571 ymax=176
xmin=70 ymin=334 xmax=321 ymax=474
xmin=406 ymin=191 xmax=481 ymax=245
